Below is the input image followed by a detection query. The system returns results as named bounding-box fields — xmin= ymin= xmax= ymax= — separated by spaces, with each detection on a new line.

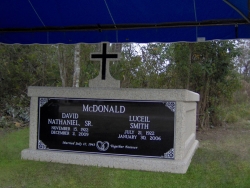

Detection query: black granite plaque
xmin=37 ymin=98 xmax=175 ymax=159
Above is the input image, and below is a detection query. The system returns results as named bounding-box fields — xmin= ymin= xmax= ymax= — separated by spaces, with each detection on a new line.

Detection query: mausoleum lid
xmin=28 ymin=86 xmax=199 ymax=102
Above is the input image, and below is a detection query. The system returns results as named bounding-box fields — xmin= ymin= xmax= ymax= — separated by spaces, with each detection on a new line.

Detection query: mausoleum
xmin=22 ymin=43 xmax=199 ymax=173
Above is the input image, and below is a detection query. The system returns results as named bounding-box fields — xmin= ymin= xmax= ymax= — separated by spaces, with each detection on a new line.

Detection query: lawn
xmin=0 ymin=121 xmax=250 ymax=188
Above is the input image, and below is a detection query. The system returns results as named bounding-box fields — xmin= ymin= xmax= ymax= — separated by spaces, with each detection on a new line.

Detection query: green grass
xmin=0 ymin=123 xmax=250 ymax=188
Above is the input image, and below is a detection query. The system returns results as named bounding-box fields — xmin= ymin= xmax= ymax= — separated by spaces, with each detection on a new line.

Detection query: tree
xmin=110 ymin=43 xmax=142 ymax=88
xmin=167 ymin=41 xmax=241 ymax=128
xmin=237 ymin=40 xmax=250 ymax=81
xmin=111 ymin=43 xmax=171 ymax=88
xmin=0 ymin=44 xmax=60 ymax=100
xmin=79 ymin=44 xmax=99 ymax=87
xmin=0 ymin=44 xmax=61 ymax=124
xmin=73 ymin=44 xmax=81 ymax=87
xmin=57 ymin=44 xmax=74 ymax=87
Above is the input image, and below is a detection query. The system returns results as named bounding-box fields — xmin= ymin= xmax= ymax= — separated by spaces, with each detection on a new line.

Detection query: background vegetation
xmin=0 ymin=40 xmax=250 ymax=129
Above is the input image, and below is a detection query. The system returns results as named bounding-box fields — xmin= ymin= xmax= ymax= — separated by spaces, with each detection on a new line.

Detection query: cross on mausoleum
xmin=90 ymin=43 xmax=120 ymax=80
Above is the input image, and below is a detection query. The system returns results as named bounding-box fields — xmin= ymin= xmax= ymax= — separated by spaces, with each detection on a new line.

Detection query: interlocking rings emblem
xmin=96 ymin=141 xmax=109 ymax=151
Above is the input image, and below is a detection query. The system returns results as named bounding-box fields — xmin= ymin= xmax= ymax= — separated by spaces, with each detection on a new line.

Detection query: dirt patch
xmin=196 ymin=126 xmax=231 ymax=142
xmin=0 ymin=127 xmax=23 ymax=137
xmin=197 ymin=120 xmax=250 ymax=141
xmin=196 ymin=121 xmax=250 ymax=160
xmin=0 ymin=128 xmax=6 ymax=137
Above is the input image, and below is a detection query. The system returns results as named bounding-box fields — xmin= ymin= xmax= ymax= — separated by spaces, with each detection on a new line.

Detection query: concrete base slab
xmin=21 ymin=140 xmax=198 ymax=174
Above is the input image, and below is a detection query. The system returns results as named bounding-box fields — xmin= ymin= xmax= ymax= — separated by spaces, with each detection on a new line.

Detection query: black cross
xmin=91 ymin=43 xmax=118 ymax=80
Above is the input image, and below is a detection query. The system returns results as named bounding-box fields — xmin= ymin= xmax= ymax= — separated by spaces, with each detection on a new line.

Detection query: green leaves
xmin=168 ymin=41 xmax=241 ymax=128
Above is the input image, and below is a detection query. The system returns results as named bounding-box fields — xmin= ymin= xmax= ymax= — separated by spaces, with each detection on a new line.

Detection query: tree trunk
xmin=187 ymin=43 xmax=193 ymax=89
xmin=57 ymin=45 xmax=67 ymax=87
xmin=73 ymin=44 xmax=81 ymax=87
xmin=198 ymin=73 xmax=210 ymax=129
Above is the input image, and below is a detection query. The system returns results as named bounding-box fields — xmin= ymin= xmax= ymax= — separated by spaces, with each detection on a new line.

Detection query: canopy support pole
xmin=223 ymin=0 xmax=250 ymax=23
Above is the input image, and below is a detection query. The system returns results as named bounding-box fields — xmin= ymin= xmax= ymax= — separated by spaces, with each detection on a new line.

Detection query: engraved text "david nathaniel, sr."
xmin=83 ymin=104 xmax=125 ymax=113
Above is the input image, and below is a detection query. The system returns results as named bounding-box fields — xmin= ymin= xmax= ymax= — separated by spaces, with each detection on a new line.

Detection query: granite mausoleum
xmin=21 ymin=43 xmax=199 ymax=173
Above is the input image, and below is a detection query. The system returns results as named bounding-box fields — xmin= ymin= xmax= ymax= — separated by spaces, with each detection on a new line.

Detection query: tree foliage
xmin=0 ymin=45 xmax=59 ymax=104
xmin=167 ymin=41 xmax=241 ymax=128
xmin=236 ymin=40 xmax=250 ymax=82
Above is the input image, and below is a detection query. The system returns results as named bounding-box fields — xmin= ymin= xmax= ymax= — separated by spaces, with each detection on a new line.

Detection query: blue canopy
xmin=0 ymin=0 xmax=249 ymax=44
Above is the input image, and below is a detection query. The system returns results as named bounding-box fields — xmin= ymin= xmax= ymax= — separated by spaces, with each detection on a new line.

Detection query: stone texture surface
xmin=89 ymin=60 xmax=120 ymax=88
xmin=29 ymin=97 xmax=38 ymax=150
xmin=183 ymin=102 xmax=197 ymax=158
xmin=22 ymin=140 xmax=198 ymax=174
xmin=28 ymin=87 xmax=200 ymax=101
xmin=89 ymin=77 xmax=120 ymax=88
xmin=174 ymin=102 xmax=185 ymax=160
